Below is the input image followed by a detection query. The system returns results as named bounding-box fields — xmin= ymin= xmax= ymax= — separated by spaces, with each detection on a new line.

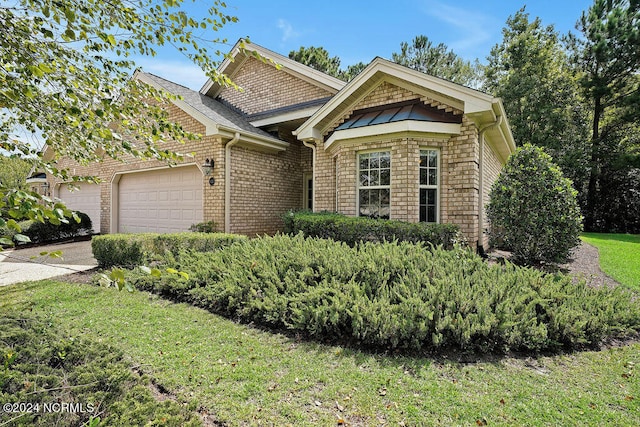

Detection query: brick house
xmin=47 ymin=40 xmax=515 ymax=251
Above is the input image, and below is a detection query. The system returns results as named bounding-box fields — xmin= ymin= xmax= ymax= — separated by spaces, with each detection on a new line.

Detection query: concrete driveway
xmin=0 ymin=240 xmax=97 ymax=286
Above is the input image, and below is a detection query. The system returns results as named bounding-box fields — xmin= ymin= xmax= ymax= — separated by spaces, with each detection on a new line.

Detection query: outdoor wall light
xmin=202 ymin=158 xmax=214 ymax=176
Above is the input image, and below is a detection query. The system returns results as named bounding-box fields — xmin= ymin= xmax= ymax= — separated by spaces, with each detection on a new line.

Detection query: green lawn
xmin=1 ymin=280 xmax=639 ymax=426
xmin=581 ymin=233 xmax=640 ymax=291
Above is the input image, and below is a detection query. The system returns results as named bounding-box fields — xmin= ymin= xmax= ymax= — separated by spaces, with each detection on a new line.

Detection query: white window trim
xmin=419 ymin=148 xmax=440 ymax=223
xmin=356 ymin=149 xmax=392 ymax=219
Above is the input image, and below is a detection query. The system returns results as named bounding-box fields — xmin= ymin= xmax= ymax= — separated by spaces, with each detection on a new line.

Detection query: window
xmin=419 ymin=149 xmax=439 ymax=223
xmin=303 ymin=173 xmax=313 ymax=210
xmin=358 ymin=151 xmax=390 ymax=219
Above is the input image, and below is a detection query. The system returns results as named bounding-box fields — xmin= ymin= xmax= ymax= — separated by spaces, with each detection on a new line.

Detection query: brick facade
xmin=217 ymin=57 xmax=334 ymax=115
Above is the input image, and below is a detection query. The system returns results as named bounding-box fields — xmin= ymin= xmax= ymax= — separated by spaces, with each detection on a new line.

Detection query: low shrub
xmin=283 ymin=211 xmax=461 ymax=248
xmin=189 ymin=220 xmax=218 ymax=233
xmin=132 ymin=234 xmax=640 ymax=353
xmin=21 ymin=211 xmax=92 ymax=244
xmin=0 ymin=313 xmax=200 ymax=426
xmin=92 ymin=232 xmax=246 ymax=268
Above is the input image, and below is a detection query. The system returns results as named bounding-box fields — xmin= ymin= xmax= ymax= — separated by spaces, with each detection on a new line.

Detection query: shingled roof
xmin=137 ymin=72 xmax=275 ymax=140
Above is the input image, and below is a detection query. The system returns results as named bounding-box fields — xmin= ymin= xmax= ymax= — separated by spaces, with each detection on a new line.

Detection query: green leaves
xmin=98 ymin=268 xmax=133 ymax=292
xmin=125 ymin=234 xmax=640 ymax=353
xmin=1 ymin=0 xmax=243 ymax=203
xmin=487 ymin=144 xmax=583 ymax=265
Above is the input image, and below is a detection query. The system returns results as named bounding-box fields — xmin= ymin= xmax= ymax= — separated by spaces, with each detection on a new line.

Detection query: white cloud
xmin=277 ymin=19 xmax=300 ymax=42
xmin=422 ymin=1 xmax=497 ymax=59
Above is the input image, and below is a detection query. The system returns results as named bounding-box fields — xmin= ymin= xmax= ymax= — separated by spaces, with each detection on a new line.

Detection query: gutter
xmin=301 ymin=140 xmax=316 ymax=211
xmin=477 ymin=114 xmax=502 ymax=255
xmin=224 ymin=132 xmax=241 ymax=233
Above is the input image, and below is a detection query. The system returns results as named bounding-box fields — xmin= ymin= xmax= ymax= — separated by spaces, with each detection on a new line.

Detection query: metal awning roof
xmin=335 ymin=100 xmax=462 ymax=131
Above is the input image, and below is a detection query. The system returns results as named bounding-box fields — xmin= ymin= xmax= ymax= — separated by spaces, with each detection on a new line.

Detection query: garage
xmin=117 ymin=166 xmax=203 ymax=233
xmin=58 ymin=182 xmax=101 ymax=233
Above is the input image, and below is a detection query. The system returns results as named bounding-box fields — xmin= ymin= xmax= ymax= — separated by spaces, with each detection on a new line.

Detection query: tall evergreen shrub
xmin=487 ymin=144 xmax=583 ymax=265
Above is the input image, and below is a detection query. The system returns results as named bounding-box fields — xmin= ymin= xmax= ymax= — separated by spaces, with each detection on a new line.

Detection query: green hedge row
xmin=283 ymin=211 xmax=461 ymax=248
xmin=91 ymin=232 xmax=247 ymax=268
xmin=20 ymin=212 xmax=92 ymax=244
xmin=131 ymin=234 xmax=640 ymax=353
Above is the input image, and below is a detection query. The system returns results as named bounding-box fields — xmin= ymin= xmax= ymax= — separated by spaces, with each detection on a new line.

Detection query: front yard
xmin=581 ymin=233 xmax=640 ymax=291
xmin=2 ymin=278 xmax=639 ymax=426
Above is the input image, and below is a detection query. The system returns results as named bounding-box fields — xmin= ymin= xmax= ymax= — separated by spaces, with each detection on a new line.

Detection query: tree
xmin=1 ymin=0 xmax=245 ymax=246
xmin=487 ymin=144 xmax=583 ymax=266
xmin=338 ymin=61 xmax=367 ymax=82
xmin=570 ymin=0 xmax=640 ymax=231
xmin=483 ymin=8 xmax=590 ymax=203
xmin=0 ymin=155 xmax=32 ymax=191
xmin=288 ymin=46 xmax=366 ymax=82
xmin=289 ymin=46 xmax=341 ymax=78
xmin=391 ymin=35 xmax=484 ymax=88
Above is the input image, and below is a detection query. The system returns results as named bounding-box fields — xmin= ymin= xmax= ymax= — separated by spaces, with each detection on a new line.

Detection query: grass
xmin=1 ymin=280 xmax=639 ymax=426
xmin=581 ymin=233 xmax=640 ymax=291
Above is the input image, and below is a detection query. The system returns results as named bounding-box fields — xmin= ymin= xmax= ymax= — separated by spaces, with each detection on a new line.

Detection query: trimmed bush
xmin=91 ymin=232 xmax=246 ymax=268
xmin=131 ymin=234 xmax=640 ymax=353
xmin=283 ymin=211 xmax=461 ymax=248
xmin=487 ymin=144 xmax=583 ymax=265
xmin=21 ymin=211 xmax=92 ymax=244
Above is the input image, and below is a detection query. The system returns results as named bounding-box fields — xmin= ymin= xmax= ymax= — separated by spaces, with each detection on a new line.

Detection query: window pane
xmin=420 ymin=168 xmax=427 ymax=185
xmin=370 ymin=170 xmax=379 ymax=186
xmin=379 ymin=189 xmax=390 ymax=219
xmin=380 ymin=153 xmax=390 ymax=169
xmin=359 ymin=190 xmax=368 ymax=207
xmin=420 ymin=188 xmax=426 ymax=205
xmin=419 ymin=205 xmax=426 ymax=222
xmin=359 ymin=155 xmax=369 ymax=170
xmin=369 ymin=188 xmax=379 ymax=206
xmin=380 ymin=169 xmax=390 ymax=186
xmin=428 ymin=168 xmax=437 ymax=185
xmin=370 ymin=153 xmax=379 ymax=169
xmin=427 ymin=189 xmax=435 ymax=205
xmin=428 ymin=150 xmax=438 ymax=168
xmin=380 ymin=188 xmax=390 ymax=204
xmin=360 ymin=172 xmax=369 ymax=187
xmin=427 ymin=206 xmax=436 ymax=223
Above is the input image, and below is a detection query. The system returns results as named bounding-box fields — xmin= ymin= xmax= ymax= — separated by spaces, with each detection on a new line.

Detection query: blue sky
xmin=140 ymin=0 xmax=594 ymax=90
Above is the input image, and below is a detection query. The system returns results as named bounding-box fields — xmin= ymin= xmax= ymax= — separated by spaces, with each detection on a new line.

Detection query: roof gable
xmin=200 ymin=40 xmax=346 ymax=98
xmin=295 ymin=57 xmax=516 ymax=161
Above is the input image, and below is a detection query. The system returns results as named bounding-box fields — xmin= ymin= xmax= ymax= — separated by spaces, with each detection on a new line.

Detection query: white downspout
xmin=224 ymin=132 xmax=240 ymax=233
xmin=302 ymin=140 xmax=316 ymax=212
xmin=477 ymin=115 xmax=502 ymax=254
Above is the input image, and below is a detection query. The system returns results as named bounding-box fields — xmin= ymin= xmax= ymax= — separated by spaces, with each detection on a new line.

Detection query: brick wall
xmin=229 ymin=141 xmax=303 ymax=235
xmin=313 ymin=81 xmax=481 ymax=244
xmin=217 ymin=57 xmax=335 ymax=115
xmin=481 ymin=137 xmax=503 ymax=248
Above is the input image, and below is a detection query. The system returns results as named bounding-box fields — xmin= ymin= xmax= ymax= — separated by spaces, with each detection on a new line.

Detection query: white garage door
xmin=118 ymin=166 xmax=203 ymax=233
xmin=58 ymin=182 xmax=101 ymax=233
